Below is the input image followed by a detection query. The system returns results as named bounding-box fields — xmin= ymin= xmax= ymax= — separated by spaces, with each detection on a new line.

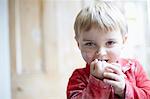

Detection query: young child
xmin=67 ymin=0 xmax=150 ymax=99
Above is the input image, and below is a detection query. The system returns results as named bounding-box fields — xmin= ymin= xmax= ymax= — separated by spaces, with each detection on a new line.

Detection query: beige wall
xmin=9 ymin=0 xmax=85 ymax=99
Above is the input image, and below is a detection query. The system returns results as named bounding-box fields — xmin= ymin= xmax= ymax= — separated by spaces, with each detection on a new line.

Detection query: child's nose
xmin=96 ymin=47 xmax=107 ymax=56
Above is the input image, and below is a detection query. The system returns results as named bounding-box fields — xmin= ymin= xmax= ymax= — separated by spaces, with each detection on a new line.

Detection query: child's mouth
xmin=98 ymin=59 xmax=109 ymax=62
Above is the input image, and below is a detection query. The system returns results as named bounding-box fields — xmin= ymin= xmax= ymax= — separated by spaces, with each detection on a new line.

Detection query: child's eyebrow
xmin=83 ymin=39 xmax=94 ymax=42
xmin=106 ymin=38 xmax=117 ymax=41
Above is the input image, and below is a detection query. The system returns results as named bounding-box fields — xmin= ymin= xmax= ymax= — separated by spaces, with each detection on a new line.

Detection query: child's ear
xmin=74 ymin=36 xmax=80 ymax=47
xmin=121 ymin=34 xmax=128 ymax=49
xmin=76 ymin=41 xmax=79 ymax=47
xmin=123 ymin=34 xmax=128 ymax=44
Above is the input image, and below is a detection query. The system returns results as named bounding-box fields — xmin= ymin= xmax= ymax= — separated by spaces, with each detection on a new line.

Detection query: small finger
xmin=105 ymin=68 xmax=114 ymax=73
xmin=103 ymin=72 xmax=119 ymax=81
xmin=103 ymin=78 xmax=118 ymax=88
xmin=105 ymin=63 xmax=122 ymax=75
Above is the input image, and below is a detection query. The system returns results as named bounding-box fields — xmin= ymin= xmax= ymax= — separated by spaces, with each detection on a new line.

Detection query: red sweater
xmin=67 ymin=59 xmax=150 ymax=99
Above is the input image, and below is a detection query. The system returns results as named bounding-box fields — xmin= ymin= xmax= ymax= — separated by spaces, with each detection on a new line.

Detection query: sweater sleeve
xmin=67 ymin=69 xmax=112 ymax=99
xmin=125 ymin=60 xmax=150 ymax=99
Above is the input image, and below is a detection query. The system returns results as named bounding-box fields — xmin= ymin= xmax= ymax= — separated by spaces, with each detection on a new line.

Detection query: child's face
xmin=76 ymin=27 xmax=127 ymax=64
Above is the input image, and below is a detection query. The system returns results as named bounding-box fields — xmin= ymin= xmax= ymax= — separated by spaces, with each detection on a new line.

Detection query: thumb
xmin=90 ymin=59 xmax=98 ymax=71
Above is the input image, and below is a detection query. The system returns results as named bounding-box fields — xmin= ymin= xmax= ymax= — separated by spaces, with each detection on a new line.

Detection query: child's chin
xmin=87 ymin=60 xmax=93 ymax=65
xmin=87 ymin=61 xmax=92 ymax=65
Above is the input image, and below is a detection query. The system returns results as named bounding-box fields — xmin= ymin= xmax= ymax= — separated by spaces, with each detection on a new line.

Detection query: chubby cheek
xmin=108 ymin=47 xmax=122 ymax=62
xmin=81 ymin=51 xmax=95 ymax=64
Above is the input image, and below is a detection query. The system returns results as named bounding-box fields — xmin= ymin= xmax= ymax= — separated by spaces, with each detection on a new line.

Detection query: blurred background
xmin=0 ymin=0 xmax=150 ymax=99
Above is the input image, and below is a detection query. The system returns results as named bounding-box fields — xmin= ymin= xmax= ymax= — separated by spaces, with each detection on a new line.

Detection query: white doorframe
xmin=147 ymin=0 xmax=150 ymax=33
xmin=0 ymin=0 xmax=11 ymax=99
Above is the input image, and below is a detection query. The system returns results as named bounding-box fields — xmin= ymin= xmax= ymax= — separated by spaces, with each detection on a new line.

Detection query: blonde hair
xmin=74 ymin=0 xmax=128 ymax=38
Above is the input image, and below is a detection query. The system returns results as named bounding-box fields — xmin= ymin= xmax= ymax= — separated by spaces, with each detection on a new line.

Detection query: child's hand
xmin=90 ymin=59 xmax=106 ymax=79
xmin=103 ymin=63 xmax=126 ymax=97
